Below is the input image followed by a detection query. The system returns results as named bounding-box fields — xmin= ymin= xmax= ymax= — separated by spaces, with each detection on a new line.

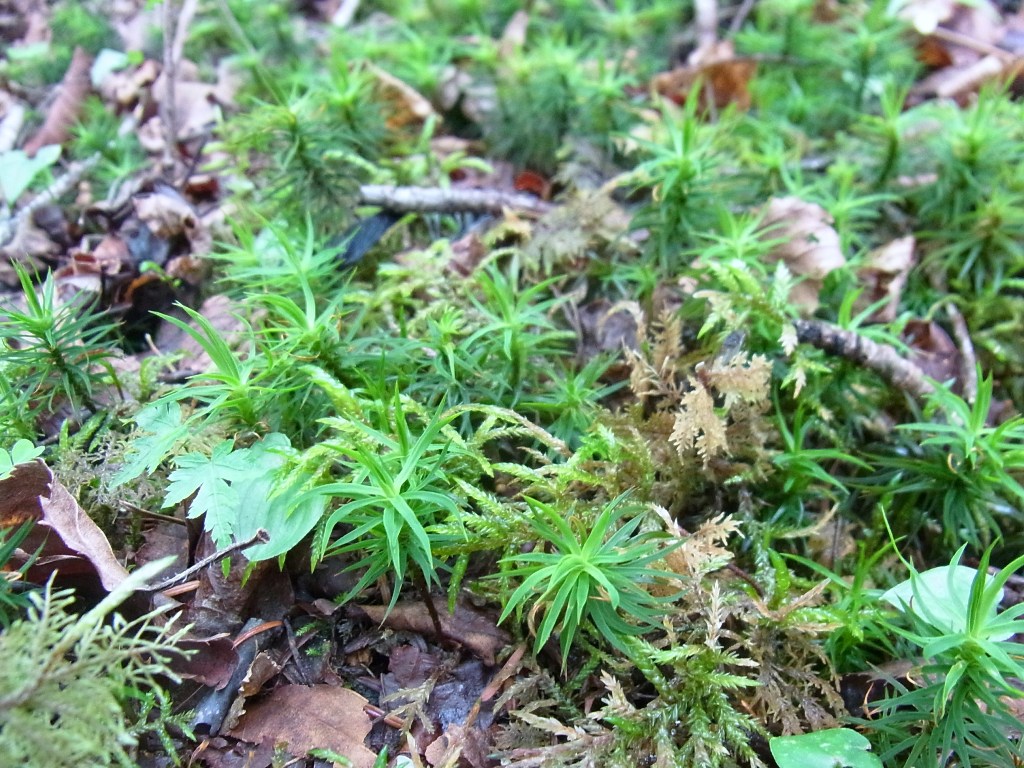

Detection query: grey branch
xmin=794 ymin=318 xmax=934 ymax=400
xmin=358 ymin=184 xmax=554 ymax=216
xmin=143 ymin=528 xmax=270 ymax=592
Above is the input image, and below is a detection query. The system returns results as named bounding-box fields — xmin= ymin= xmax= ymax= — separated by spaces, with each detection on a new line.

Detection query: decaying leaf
xmin=651 ymin=40 xmax=758 ymax=110
xmin=903 ymin=319 xmax=960 ymax=385
xmin=366 ymin=62 xmax=438 ymax=132
xmin=856 ymin=236 xmax=915 ymax=323
xmin=355 ymin=597 xmax=510 ymax=665
xmin=0 ymin=459 xmax=129 ymax=590
xmin=134 ymin=183 xmax=210 ymax=255
xmin=228 ymin=684 xmax=377 ymax=768
xmin=23 ymin=47 xmax=92 ymax=156
xmin=154 ymin=294 xmax=249 ymax=372
xmin=760 ymin=196 xmax=846 ymax=314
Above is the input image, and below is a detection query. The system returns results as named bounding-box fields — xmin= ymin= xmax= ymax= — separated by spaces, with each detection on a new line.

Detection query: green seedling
xmin=497 ymin=493 xmax=679 ymax=666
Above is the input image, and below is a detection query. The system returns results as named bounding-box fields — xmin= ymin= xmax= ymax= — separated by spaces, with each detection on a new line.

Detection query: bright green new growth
xmin=0 ymin=265 xmax=120 ymax=434
xmin=497 ymin=493 xmax=679 ymax=665
xmin=868 ymin=371 xmax=1024 ymax=550
xmin=310 ymin=392 xmax=468 ymax=611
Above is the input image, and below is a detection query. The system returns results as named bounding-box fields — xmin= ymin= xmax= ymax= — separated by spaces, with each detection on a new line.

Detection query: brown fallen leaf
xmin=904 ymin=319 xmax=960 ymax=386
xmin=0 ymin=460 xmax=129 ymax=590
xmin=170 ymin=634 xmax=239 ymax=689
xmin=24 ymin=47 xmax=92 ymax=156
xmin=857 ymin=236 xmax=916 ymax=323
xmin=355 ymin=597 xmax=510 ymax=665
xmin=366 ymin=62 xmax=438 ymax=133
xmin=154 ymin=294 xmax=249 ymax=372
xmin=760 ymin=196 xmax=846 ymax=314
xmin=227 ymin=684 xmax=377 ymax=768
xmin=651 ymin=41 xmax=757 ymax=111
xmin=188 ymin=532 xmax=294 ymax=636
xmin=133 ymin=182 xmax=210 ymax=255
xmin=0 ymin=216 xmax=59 ymax=285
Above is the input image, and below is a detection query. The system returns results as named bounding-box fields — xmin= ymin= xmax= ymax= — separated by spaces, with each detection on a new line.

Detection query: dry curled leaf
xmin=228 ymin=684 xmax=377 ymax=768
xmin=652 ymin=41 xmax=757 ymax=110
xmin=760 ymin=196 xmax=846 ymax=314
xmin=24 ymin=47 xmax=92 ymax=156
xmin=0 ymin=460 xmax=129 ymax=590
xmin=355 ymin=597 xmax=510 ymax=665
xmin=857 ymin=236 xmax=916 ymax=323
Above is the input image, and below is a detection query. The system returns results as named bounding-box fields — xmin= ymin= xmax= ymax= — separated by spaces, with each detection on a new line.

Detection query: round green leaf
xmin=770 ymin=728 xmax=882 ymax=768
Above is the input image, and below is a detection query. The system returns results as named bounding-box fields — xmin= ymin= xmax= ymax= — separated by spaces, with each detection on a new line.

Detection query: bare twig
xmin=357 ymin=184 xmax=553 ymax=216
xmin=0 ymin=153 xmax=100 ymax=247
xmin=143 ymin=529 xmax=270 ymax=592
xmin=161 ymin=0 xmax=200 ymax=169
xmin=332 ymin=0 xmax=361 ymax=27
xmin=794 ymin=318 xmax=934 ymax=400
xmin=0 ymin=98 xmax=26 ymax=152
xmin=945 ymin=302 xmax=978 ymax=403
xmin=120 ymin=501 xmax=188 ymax=527
xmin=929 ymin=26 xmax=1018 ymax=63
xmin=727 ymin=0 xmax=758 ymax=38
xmin=694 ymin=0 xmax=719 ymax=52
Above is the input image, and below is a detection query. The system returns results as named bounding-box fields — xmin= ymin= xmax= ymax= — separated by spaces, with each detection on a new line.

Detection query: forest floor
xmin=5 ymin=1 xmax=1024 ymax=767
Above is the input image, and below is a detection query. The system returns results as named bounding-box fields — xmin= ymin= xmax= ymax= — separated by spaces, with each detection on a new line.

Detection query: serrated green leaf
xmin=112 ymin=402 xmax=188 ymax=485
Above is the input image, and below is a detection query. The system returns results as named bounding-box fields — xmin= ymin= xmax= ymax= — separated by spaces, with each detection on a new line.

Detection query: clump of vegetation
xmin=0 ymin=561 xmax=189 ymax=768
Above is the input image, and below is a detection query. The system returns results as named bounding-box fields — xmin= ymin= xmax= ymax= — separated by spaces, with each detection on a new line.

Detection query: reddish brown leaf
xmin=652 ymin=41 xmax=757 ymax=111
xmin=227 ymin=684 xmax=377 ymax=767
xmin=24 ymin=47 xmax=92 ymax=156
xmin=355 ymin=598 xmax=510 ymax=665
xmin=170 ymin=634 xmax=239 ymax=689
xmin=0 ymin=460 xmax=129 ymax=590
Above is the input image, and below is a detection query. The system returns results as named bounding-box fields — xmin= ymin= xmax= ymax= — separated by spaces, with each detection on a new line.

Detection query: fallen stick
xmin=794 ymin=318 xmax=934 ymax=400
xmin=357 ymin=184 xmax=554 ymax=216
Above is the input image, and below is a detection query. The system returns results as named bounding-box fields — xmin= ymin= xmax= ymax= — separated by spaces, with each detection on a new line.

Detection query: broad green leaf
xmin=0 ymin=439 xmax=45 ymax=480
xmin=228 ymin=434 xmax=325 ymax=561
xmin=881 ymin=562 xmax=1007 ymax=639
xmin=164 ymin=440 xmax=248 ymax=545
xmin=162 ymin=434 xmax=322 ymax=561
xmin=0 ymin=145 xmax=61 ymax=204
xmin=770 ymin=728 xmax=882 ymax=768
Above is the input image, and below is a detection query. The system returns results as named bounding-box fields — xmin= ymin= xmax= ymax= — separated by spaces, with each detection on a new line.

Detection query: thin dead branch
xmin=143 ymin=529 xmax=270 ymax=592
xmin=357 ymin=185 xmax=554 ymax=216
xmin=794 ymin=318 xmax=935 ymax=400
